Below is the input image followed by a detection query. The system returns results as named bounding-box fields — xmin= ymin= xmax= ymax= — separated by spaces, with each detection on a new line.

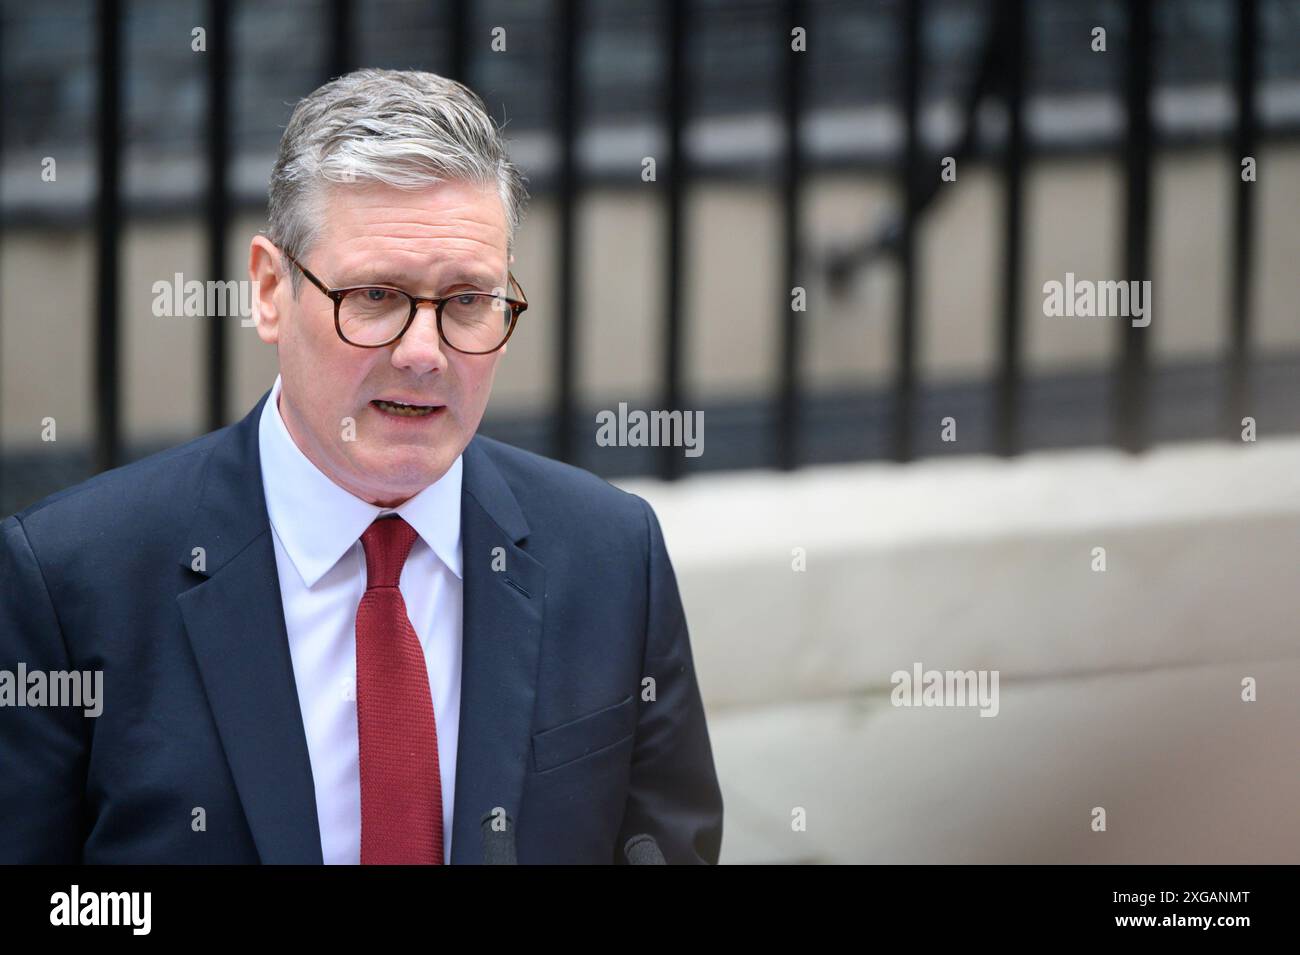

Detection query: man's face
xmin=250 ymin=178 xmax=511 ymax=507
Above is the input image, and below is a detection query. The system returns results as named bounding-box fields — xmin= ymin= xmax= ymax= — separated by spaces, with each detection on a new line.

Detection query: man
xmin=0 ymin=69 xmax=722 ymax=864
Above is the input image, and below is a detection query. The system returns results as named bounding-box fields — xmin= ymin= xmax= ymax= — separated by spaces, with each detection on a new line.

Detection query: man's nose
xmin=391 ymin=301 xmax=448 ymax=373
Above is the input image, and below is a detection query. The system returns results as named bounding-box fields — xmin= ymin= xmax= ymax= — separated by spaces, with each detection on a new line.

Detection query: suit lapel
xmin=176 ymin=390 xmax=324 ymax=863
xmin=450 ymin=437 xmax=546 ymax=864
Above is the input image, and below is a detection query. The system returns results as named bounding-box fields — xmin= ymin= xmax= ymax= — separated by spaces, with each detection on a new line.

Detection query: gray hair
xmin=267 ymin=68 xmax=529 ymax=296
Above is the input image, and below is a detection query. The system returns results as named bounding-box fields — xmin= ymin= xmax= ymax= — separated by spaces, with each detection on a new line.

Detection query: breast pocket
xmin=532 ymin=693 xmax=637 ymax=774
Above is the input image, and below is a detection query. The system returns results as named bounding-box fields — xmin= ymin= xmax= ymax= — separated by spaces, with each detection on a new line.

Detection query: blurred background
xmin=2 ymin=0 xmax=1299 ymax=862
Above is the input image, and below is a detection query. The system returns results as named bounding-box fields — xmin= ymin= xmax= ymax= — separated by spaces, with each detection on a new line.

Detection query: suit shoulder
xmin=469 ymin=433 xmax=651 ymax=528
xmin=10 ymin=427 xmax=225 ymax=548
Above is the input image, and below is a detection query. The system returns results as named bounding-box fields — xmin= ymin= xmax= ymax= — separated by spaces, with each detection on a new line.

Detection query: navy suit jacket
xmin=0 ymin=390 xmax=722 ymax=864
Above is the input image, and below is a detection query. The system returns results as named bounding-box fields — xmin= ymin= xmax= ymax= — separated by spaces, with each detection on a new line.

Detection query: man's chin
xmin=351 ymin=451 xmax=452 ymax=496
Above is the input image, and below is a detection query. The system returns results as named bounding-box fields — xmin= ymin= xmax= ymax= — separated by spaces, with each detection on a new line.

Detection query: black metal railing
xmin=0 ymin=0 xmax=1287 ymax=516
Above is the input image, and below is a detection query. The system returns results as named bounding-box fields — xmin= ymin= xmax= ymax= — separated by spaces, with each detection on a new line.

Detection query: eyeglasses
xmin=282 ymin=249 xmax=528 ymax=354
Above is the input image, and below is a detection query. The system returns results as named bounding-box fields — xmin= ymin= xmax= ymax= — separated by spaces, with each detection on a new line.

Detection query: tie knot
xmin=360 ymin=515 xmax=419 ymax=589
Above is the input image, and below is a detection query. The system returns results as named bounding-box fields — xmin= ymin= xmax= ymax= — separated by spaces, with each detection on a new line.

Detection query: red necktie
xmin=355 ymin=515 xmax=444 ymax=864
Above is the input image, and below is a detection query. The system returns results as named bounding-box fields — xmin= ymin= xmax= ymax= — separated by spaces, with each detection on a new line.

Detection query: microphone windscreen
xmin=624 ymin=834 xmax=666 ymax=865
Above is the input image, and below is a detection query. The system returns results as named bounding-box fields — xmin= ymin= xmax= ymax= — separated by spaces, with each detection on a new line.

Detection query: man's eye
xmin=366 ymin=289 xmax=393 ymax=302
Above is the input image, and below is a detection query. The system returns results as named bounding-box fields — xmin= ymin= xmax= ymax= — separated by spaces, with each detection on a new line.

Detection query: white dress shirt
xmin=257 ymin=374 xmax=462 ymax=864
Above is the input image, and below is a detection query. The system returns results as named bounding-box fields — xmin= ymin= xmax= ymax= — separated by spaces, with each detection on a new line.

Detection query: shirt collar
xmin=257 ymin=374 xmax=463 ymax=589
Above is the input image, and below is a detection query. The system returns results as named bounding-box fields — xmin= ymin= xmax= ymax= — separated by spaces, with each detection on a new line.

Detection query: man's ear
xmin=249 ymin=235 xmax=286 ymax=345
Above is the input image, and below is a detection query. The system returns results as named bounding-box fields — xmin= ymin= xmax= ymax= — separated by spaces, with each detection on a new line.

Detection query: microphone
xmin=623 ymin=833 xmax=666 ymax=865
xmin=480 ymin=810 xmax=517 ymax=864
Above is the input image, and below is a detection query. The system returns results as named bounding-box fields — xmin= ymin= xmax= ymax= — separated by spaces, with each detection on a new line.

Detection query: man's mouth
xmin=371 ymin=399 xmax=444 ymax=418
